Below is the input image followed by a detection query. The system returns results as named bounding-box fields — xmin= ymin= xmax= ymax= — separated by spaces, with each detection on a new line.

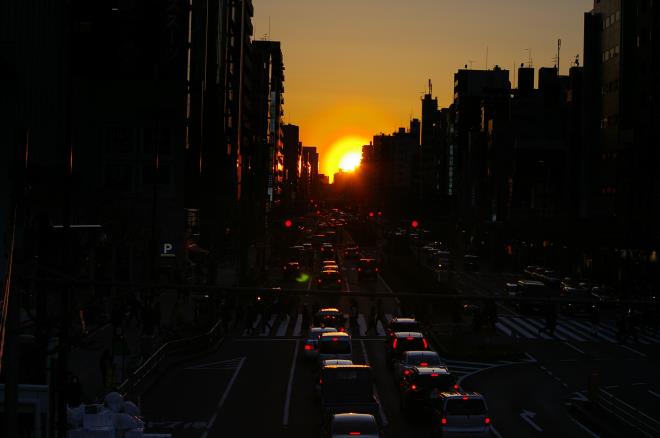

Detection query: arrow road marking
xmin=520 ymin=409 xmax=543 ymax=432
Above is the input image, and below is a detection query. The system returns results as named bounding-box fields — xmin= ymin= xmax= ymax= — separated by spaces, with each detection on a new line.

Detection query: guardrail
xmin=118 ymin=318 xmax=224 ymax=397
xmin=598 ymin=389 xmax=660 ymax=437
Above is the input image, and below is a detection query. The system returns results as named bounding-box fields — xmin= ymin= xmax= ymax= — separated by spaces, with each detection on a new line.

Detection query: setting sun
xmin=339 ymin=152 xmax=361 ymax=172
xmin=325 ymin=135 xmax=369 ymax=181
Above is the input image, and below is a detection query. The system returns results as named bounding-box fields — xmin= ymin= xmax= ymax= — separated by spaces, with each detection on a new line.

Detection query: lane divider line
xmin=360 ymin=340 xmax=388 ymax=427
xmin=200 ymin=356 xmax=246 ymax=438
xmin=282 ymin=340 xmax=300 ymax=426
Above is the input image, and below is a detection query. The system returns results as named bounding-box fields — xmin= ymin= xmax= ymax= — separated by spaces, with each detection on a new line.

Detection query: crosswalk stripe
xmin=357 ymin=314 xmax=367 ymax=336
xmin=495 ymin=322 xmax=512 ymax=336
xmin=514 ymin=317 xmax=559 ymax=340
xmin=292 ymin=314 xmax=303 ymax=337
xmin=376 ymin=320 xmax=386 ymax=337
xmin=554 ymin=321 xmax=586 ymax=342
xmin=276 ymin=316 xmax=290 ymax=337
xmin=567 ymin=319 xmax=618 ymax=343
xmin=500 ymin=317 xmax=536 ymax=339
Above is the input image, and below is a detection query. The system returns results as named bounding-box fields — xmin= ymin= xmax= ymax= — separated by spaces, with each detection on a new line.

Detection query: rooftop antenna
xmin=574 ymin=54 xmax=580 ymax=67
xmin=428 ymin=78 xmax=432 ymax=95
xmin=485 ymin=45 xmax=489 ymax=70
xmin=268 ymin=16 xmax=271 ymax=40
xmin=556 ymin=38 xmax=561 ymax=73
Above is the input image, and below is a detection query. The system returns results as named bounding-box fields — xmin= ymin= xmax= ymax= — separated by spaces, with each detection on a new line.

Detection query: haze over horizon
xmin=253 ymin=0 xmax=593 ymax=177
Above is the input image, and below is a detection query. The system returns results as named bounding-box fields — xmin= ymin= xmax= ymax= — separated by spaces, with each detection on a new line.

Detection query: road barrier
xmin=118 ymin=318 xmax=224 ymax=398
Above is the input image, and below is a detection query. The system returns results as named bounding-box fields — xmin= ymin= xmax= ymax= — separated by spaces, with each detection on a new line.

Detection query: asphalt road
xmin=139 ymin=229 xmax=660 ymax=437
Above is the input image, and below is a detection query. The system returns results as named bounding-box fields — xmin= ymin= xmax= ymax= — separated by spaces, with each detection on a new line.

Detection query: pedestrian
xmin=99 ymin=349 xmax=113 ymax=390
xmin=485 ymin=299 xmax=497 ymax=331
xmin=366 ymin=304 xmax=377 ymax=335
xmin=244 ymin=304 xmax=255 ymax=336
xmin=589 ymin=304 xmax=600 ymax=336
xmin=539 ymin=302 xmax=557 ymax=337
xmin=67 ymin=374 xmax=83 ymax=407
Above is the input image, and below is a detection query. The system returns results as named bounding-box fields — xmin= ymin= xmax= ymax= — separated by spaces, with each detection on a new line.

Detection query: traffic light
xmin=411 ymin=219 xmax=419 ymax=229
xmin=284 ymin=219 xmax=293 ymax=228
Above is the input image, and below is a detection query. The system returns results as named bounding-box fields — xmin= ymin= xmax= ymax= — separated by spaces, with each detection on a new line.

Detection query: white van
xmin=318 ymin=332 xmax=353 ymax=363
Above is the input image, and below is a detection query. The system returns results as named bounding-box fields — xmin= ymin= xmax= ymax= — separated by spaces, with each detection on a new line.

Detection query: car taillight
xmin=420 ymin=362 xmax=428 ymax=366
xmin=411 ymin=384 xmax=417 ymax=390
xmin=349 ymin=433 xmax=361 ymax=436
xmin=441 ymin=417 xmax=447 ymax=425
xmin=462 ymin=396 xmax=469 ymax=400
xmin=304 ymin=344 xmax=313 ymax=351
xmin=375 ymin=267 xmax=379 ymax=272
xmin=431 ymin=373 xmax=439 ymax=377
xmin=453 ymin=384 xmax=459 ymax=390
xmin=406 ymin=336 xmax=414 ymax=340
xmin=423 ymin=338 xmax=429 ymax=349
xmin=317 ymin=279 xmax=322 ymax=283
xmin=338 ymin=327 xmax=345 ymax=332
xmin=332 ymin=337 xmax=338 ymax=342
xmin=319 ymin=378 xmax=323 ymax=385
xmin=337 ymin=279 xmax=341 ymax=283
xmin=403 ymin=369 xmax=411 ymax=375
xmin=357 ymin=267 xmax=362 ymax=272
xmin=485 ymin=417 xmax=491 ymax=425
xmin=393 ymin=339 xmax=398 ymax=349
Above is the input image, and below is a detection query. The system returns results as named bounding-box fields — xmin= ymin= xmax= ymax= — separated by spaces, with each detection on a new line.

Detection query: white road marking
xmin=563 ymin=341 xmax=585 ymax=355
xmin=376 ymin=320 xmax=386 ymax=337
xmin=500 ymin=317 xmax=535 ymax=338
xmin=200 ymin=356 xmax=246 ymax=438
xmin=282 ymin=340 xmax=300 ymax=426
xmin=276 ymin=315 xmax=290 ymax=337
xmin=185 ymin=358 xmax=244 ymax=370
xmin=292 ymin=314 xmax=303 ymax=337
xmin=495 ymin=322 xmax=512 ymax=336
xmin=357 ymin=314 xmax=367 ymax=336
xmin=520 ymin=409 xmax=542 ymax=432
xmin=648 ymin=390 xmax=660 ymax=400
xmin=619 ymin=344 xmax=647 ymax=357
xmin=490 ymin=425 xmax=504 ymax=438
xmin=360 ymin=340 xmax=388 ymax=427
xmin=570 ymin=417 xmax=600 ymax=438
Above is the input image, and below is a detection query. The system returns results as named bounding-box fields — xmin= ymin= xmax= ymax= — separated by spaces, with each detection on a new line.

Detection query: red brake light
xmin=423 ymin=338 xmax=429 ymax=349
xmin=485 ymin=417 xmax=491 ymax=425
xmin=337 ymin=279 xmax=341 ymax=283
xmin=393 ymin=339 xmax=398 ymax=349
xmin=317 ymin=279 xmax=322 ymax=283
xmin=349 ymin=433 xmax=361 ymax=436
xmin=319 ymin=378 xmax=323 ymax=385
xmin=338 ymin=327 xmax=345 ymax=332
xmin=404 ymin=369 xmax=411 ymax=375
xmin=463 ymin=396 xmax=469 ymax=400
xmin=420 ymin=362 xmax=428 ymax=366
xmin=411 ymin=384 xmax=417 ymax=390
xmin=441 ymin=417 xmax=447 ymax=425
xmin=304 ymin=344 xmax=313 ymax=351
xmin=357 ymin=267 xmax=362 ymax=272
xmin=431 ymin=373 xmax=439 ymax=377
xmin=375 ymin=267 xmax=379 ymax=272
xmin=453 ymin=384 xmax=459 ymax=390
xmin=406 ymin=336 xmax=414 ymax=341
xmin=332 ymin=337 xmax=338 ymax=342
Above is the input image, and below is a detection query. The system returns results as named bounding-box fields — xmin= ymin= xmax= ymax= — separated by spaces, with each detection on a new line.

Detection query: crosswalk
xmin=443 ymin=359 xmax=513 ymax=378
xmin=495 ymin=315 xmax=660 ymax=345
xmin=241 ymin=313 xmax=393 ymax=338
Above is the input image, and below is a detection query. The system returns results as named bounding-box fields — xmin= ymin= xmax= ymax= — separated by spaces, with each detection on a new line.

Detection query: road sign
xmin=161 ymin=242 xmax=175 ymax=257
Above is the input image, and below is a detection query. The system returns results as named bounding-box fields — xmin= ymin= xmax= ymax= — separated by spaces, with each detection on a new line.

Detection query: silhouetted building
xmin=282 ymin=123 xmax=302 ymax=210
xmin=301 ymin=146 xmax=319 ymax=201
xmin=583 ymin=0 xmax=659 ymax=287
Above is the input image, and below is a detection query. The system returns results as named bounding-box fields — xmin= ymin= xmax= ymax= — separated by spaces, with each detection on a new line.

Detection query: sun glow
xmin=339 ymin=152 xmax=361 ymax=172
xmin=326 ymin=136 xmax=368 ymax=180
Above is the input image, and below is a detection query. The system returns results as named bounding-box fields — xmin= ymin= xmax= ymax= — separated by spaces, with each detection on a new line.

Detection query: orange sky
xmin=253 ymin=0 xmax=593 ymax=177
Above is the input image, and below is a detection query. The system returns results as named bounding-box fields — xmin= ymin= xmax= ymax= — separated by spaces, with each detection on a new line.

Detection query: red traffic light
xmin=368 ymin=212 xmax=374 ymax=217
xmin=284 ymin=219 xmax=293 ymax=228
xmin=411 ymin=220 xmax=419 ymax=228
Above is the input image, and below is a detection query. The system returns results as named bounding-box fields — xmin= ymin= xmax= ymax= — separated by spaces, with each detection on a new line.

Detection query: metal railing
xmin=118 ymin=318 xmax=224 ymax=397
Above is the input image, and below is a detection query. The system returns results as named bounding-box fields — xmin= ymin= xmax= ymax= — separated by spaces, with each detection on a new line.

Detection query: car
xmin=327 ymin=413 xmax=380 ymax=438
xmin=357 ymin=258 xmax=379 ymax=280
xmin=399 ymin=366 xmax=457 ymax=410
xmin=318 ymin=332 xmax=353 ymax=364
xmin=394 ymin=351 xmax=446 ymax=382
xmin=321 ymin=243 xmax=337 ymax=259
xmin=304 ymin=327 xmax=338 ymax=359
xmin=282 ymin=261 xmax=301 ymax=280
xmin=344 ymin=246 xmax=360 ymax=260
xmin=385 ymin=332 xmax=429 ymax=363
xmin=463 ymin=254 xmax=479 ymax=271
xmin=322 ymin=260 xmax=340 ymax=270
xmin=385 ymin=317 xmax=422 ymax=339
xmin=318 ymin=365 xmax=380 ymax=428
xmin=314 ymin=308 xmax=346 ymax=332
xmin=540 ymin=269 xmax=561 ymax=287
xmin=321 ymin=359 xmax=353 ymax=367
xmin=429 ymin=392 xmax=492 ymax=438
xmin=524 ymin=265 xmax=541 ymax=276
xmin=318 ymin=270 xmax=343 ymax=289
xmin=510 ymin=279 xmax=553 ymax=313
